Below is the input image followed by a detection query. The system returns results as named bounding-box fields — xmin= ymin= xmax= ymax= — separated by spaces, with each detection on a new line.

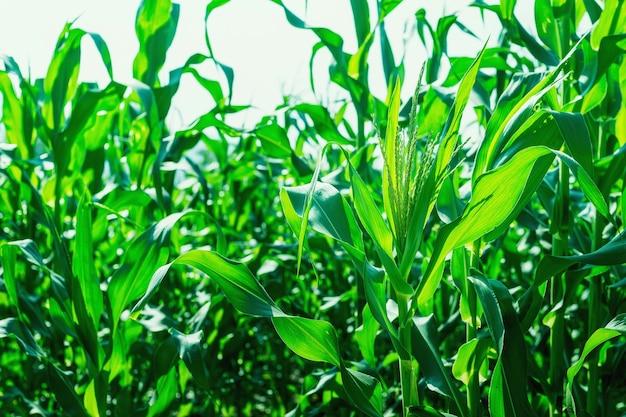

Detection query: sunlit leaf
xmin=272 ymin=316 xmax=341 ymax=367
xmin=133 ymin=0 xmax=180 ymax=87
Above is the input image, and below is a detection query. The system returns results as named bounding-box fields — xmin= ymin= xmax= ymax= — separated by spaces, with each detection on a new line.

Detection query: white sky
xmin=0 ymin=0 xmax=535 ymax=130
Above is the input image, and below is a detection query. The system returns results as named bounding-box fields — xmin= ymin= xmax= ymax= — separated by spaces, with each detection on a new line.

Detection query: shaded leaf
xmin=412 ymin=315 xmax=468 ymax=416
xmin=170 ymin=329 xmax=210 ymax=391
xmin=340 ymin=367 xmax=383 ymax=417
xmin=0 ymin=317 xmax=45 ymax=358
xmin=469 ymin=275 xmax=537 ymax=417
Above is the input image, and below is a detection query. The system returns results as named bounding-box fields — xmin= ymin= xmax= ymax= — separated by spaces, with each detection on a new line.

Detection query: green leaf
xmin=72 ymin=190 xmax=104 ymax=368
xmin=272 ymin=0 xmax=382 ymax=122
xmin=282 ymin=181 xmax=360 ymax=245
xmin=0 ymin=71 xmax=28 ymax=160
xmin=132 ymin=249 xmax=280 ymax=318
xmin=549 ymin=111 xmax=594 ymax=175
xmin=408 ymin=405 xmax=458 ymax=417
xmin=3 ymin=238 xmax=73 ymax=330
xmin=340 ymin=367 xmax=383 ymax=417
xmin=500 ymin=0 xmax=516 ymax=21
xmin=350 ymin=165 xmax=412 ymax=295
xmin=103 ymin=322 xmax=142 ymax=383
xmin=133 ymin=0 xmax=180 ymax=87
xmin=534 ymin=0 xmax=560 ymax=54
xmin=473 ymin=36 xmax=586 ymax=179
xmin=469 ymin=275 xmax=537 ymax=417
xmin=1 ymin=244 xmax=20 ymax=314
xmin=254 ymin=123 xmax=292 ymax=159
xmin=419 ymin=146 xmax=555 ymax=310
xmin=535 ymin=230 xmax=626 ymax=286
xmin=412 ymin=315 xmax=468 ymax=416
xmin=41 ymin=26 xmax=113 ymax=134
xmin=84 ymin=371 xmax=108 ymax=417
xmin=0 ymin=317 xmax=45 ymax=358
xmin=452 ymin=337 xmax=490 ymax=386
xmin=204 ymin=0 xmax=235 ymax=99
xmin=181 ymin=54 xmax=225 ymax=103
xmin=132 ymin=246 xmax=383 ymax=416
xmin=280 ymin=174 xmax=370 ymax=283
xmin=565 ymin=314 xmax=626 ymax=414
xmin=591 ymin=0 xmax=626 ymax=50
xmin=43 ymin=26 xmax=84 ymax=132
xmin=47 ymin=363 xmax=90 ymax=417
xmin=292 ymin=103 xmax=352 ymax=145
xmin=378 ymin=20 xmax=396 ymax=83
xmin=272 ymin=316 xmax=341 ymax=367
xmin=552 ymin=149 xmax=611 ymax=222
xmin=170 ymin=329 xmax=210 ymax=391
xmin=362 ymin=267 xmax=407 ymax=358
xmin=437 ymin=44 xmax=486 ymax=179
xmin=378 ymin=0 xmax=403 ymax=20
xmin=108 ymin=211 xmax=186 ymax=333
xmin=355 ymin=305 xmax=379 ymax=367
xmin=350 ymin=0 xmax=370 ymax=45
xmin=350 ymin=166 xmax=393 ymax=257
xmin=147 ymin=367 xmax=177 ymax=417
xmin=596 ymin=34 xmax=626 ymax=82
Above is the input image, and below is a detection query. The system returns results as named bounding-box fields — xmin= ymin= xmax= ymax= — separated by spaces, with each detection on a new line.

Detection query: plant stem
xmin=467 ymin=244 xmax=480 ymax=417
xmin=550 ymin=4 xmax=573 ymax=414
xmin=550 ymin=161 xmax=569 ymax=416
xmin=586 ymin=275 xmax=601 ymax=414
xmin=398 ymin=293 xmax=418 ymax=416
xmin=54 ymin=166 xmax=63 ymax=231
xmin=587 ymin=120 xmax=607 ymax=415
xmin=357 ymin=114 xmax=365 ymax=150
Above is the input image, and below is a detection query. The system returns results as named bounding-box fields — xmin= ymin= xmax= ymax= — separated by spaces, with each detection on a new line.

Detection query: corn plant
xmin=1 ymin=0 xmax=626 ymax=416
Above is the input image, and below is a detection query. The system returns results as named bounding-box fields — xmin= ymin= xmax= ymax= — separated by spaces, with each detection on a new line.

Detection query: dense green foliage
xmin=1 ymin=0 xmax=626 ymax=416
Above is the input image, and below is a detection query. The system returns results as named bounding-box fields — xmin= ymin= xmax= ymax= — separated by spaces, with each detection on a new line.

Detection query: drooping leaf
xmin=272 ymin=316 xmax=342 ymax=367
xmin=340 ymin=367 xmax=383 ymax=417
xmin=292 ymin=103 xmax=352 ymax=145
xmin=565 ymin=314 xmax=626 ymax=414
xmin=169 ymin=329 xmax=210 ymax=391
xmin=131 ymin=250 xmax=280 ymax=318
xmin=535 ymin=230 xmax=626 ymax=286
xmin=0 ymin=317 xmax=45 ymax=358
xmin=131 ymin=247 xmax=383 ymax=416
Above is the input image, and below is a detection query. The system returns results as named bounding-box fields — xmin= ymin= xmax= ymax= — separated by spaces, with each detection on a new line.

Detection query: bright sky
xmin=0 ymin=0 xmax=533 ymax=130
